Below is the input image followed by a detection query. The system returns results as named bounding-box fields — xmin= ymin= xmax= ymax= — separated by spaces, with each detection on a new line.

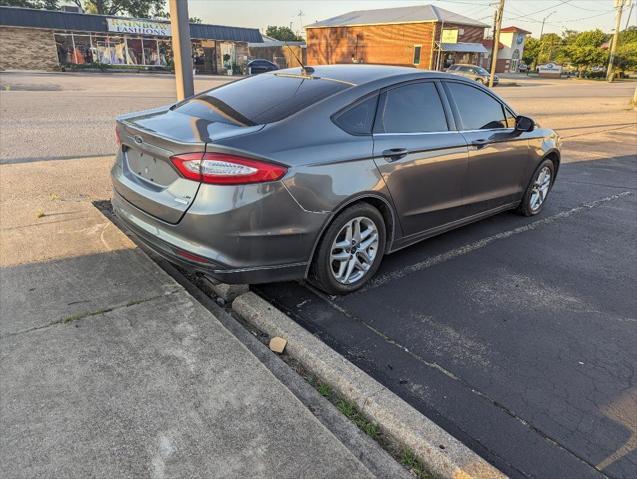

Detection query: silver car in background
xmin=446 ymin=64 xmax=499 ymax=86
xmin=111 ymin=65 xmax=559 ymax=294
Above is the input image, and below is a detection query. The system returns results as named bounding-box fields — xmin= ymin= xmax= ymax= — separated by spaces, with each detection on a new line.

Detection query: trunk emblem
xmin=134 ymin=135 xmax=143 ymax=144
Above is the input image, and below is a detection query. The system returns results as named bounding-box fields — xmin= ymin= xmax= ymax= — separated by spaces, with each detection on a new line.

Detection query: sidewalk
xmin=0 ymin=157 xmax=379 ymax=478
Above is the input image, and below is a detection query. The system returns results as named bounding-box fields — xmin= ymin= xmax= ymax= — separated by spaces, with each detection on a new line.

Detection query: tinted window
xmin=379 ymin=82 xmax=448 ymax=134
xmin=446 ymin=82 xmax=506 ymax=130
xmin=333 ymin=95 xmax=378 ymax=135
xmin=174 ymin=74 xmax=350 ymax=125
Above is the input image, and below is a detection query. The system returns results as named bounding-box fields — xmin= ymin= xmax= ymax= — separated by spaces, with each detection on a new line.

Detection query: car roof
xmin=272 ymin=64 xmax=464 ymax=86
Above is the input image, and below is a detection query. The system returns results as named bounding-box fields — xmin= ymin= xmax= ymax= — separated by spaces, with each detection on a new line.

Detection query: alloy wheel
xmin=330 ymin=216 xmax=379 ymax=285
xmin=530 ymin=166 xmax=552 ymax=211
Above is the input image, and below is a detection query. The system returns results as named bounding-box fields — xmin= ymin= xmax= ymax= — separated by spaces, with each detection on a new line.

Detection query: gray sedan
xmin=111 ymin=65 xmax=560 ymax=294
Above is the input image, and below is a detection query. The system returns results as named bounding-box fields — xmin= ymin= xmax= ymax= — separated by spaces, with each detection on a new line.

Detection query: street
xmin=1 ymin=71 xmax=636 ymax=479
xmin=1 ymin=71 xmax=635 ymax=165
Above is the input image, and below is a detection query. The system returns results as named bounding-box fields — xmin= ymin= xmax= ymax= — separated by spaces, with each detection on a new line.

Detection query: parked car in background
xmin=446 ymin=64 xmax=499 ymax=86
xmin=247 ymin=59 xmax=279 ymax=75
xmin=518 ymin=62 xmax=529 ymax=73
xmin=111 ymin=65 xmax=560 ymax=294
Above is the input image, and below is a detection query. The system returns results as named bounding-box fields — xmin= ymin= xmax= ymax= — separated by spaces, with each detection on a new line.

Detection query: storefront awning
xmin=440 ymin=42 xmax=489 ymax=54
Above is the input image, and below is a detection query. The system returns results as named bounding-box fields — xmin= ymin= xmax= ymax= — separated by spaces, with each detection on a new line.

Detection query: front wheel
xmin=310 ymin=203 xmax=386 ymax=295
xmin=517 ymin=159 xmax=555 ymax=216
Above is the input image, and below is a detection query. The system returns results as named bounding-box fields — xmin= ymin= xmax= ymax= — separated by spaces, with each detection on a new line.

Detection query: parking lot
xmin=1 ymin=71 xmax=636 ymax=478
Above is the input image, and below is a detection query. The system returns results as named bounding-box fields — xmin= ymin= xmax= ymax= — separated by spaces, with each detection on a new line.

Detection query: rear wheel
xmin=310 ymin=203 xmax=386 ymax=295
xmin=517 ymin=159 xmax=555 ymax=216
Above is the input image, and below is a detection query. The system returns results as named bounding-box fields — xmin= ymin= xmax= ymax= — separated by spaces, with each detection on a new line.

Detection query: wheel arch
xmin=303 ymin=193 xmax=398 ymax=278
xmin=543 ymin=149 xmax=561 ymax=177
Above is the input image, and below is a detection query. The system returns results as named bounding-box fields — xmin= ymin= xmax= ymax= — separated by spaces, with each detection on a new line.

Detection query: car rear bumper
xmin=112 ymin=191 xmax=311 ymax=284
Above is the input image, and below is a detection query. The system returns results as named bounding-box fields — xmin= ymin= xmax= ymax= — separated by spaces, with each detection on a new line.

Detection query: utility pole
xmin=534 ymin=11 xmax=556 ymax=70
xmin=607 ymin=0 xmax=631 ymax=82
xmin=297 ymin=10 xmax=305 ymax=38
xmin=169 ymin=0 xmax=194 ymax=100
xmin=488 ymin=0 xmax=505 ymax=88
xmin=489 ymin=10 xmax=498 ymax=74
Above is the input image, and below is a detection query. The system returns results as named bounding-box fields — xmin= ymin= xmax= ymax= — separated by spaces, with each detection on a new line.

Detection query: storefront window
xmin=55 ymin=33 xmax=74 ymax=65
xmin=72 ymin=34 xmax=92 ymax=64
xmin=142 ymin=38 xmax=159 ymax=65
xmin=157 ymin=39 xmax=173 ymax=66
xmin=126 ymin=37 xmax=143 ymax=65
xmin=53 ymin=31 xmax=178 ymax=69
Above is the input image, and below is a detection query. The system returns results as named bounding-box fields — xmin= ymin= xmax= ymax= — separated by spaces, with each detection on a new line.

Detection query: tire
xmin=310 ymin=203 xmax=386 ymax=295
xmin=476 ymin=78 xmax=485 ymax=85
xmin=517 ymin=159 xmax=555 ymax=216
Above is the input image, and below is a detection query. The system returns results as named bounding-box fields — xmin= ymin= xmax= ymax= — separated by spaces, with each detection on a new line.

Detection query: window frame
xmin=413 ymin=45 xmax=422 ymax=66
xmin=441 ymin=79 xmax=517 ymax=132
xmin=373 ymin=79 xmax=456 ymax=135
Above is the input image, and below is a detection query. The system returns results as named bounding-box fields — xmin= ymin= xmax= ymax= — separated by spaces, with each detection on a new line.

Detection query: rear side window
xmin=446 ymin=82 xmax=506 ymax=130
xmin=333 ymin=94 xmax=378 ymax=135
xmin=174 ymin=74 xmax=351 ymax=126
xmin=378 ymin=82 xmax=448 ymax=134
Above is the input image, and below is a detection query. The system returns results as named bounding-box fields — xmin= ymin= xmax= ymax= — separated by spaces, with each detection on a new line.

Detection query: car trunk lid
xmin=113 ymin=107 xmax=264 ymax=224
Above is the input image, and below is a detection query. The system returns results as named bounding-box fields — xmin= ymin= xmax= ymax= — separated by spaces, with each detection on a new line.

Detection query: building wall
xmin=0 ymin=27 xmax=59 ymax=70
xmin=306 ymin=23 xmax=437 ymax=69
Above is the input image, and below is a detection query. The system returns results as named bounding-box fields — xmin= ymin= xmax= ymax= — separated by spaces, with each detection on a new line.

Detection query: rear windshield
xmin=173 ymin=74 xmax=351 ymax=126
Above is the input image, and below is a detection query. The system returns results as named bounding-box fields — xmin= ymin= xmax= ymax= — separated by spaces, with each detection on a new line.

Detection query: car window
xmin=174 ymin=74 xmax=351 ymax=125
xmin=333 ymin=94 xmax=378 ymax=135
xmin=446 ymin=82 xmax=506 ymax=130
xmin=448 ymin=65 xmax=459 ymax=71
xmin=379 ymin=82 xmax=448 ymax=134
xmin=505 ymin=108 xmax=516 ymax=128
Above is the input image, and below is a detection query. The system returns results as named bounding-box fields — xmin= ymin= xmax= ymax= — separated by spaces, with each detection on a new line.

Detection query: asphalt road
xmin=1 ymin=71 xmax=635 ymax=164
xmin=256 ymin=155 xmax=637 ymax=479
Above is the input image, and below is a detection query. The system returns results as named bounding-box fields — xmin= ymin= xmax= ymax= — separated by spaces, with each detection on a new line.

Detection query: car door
xmin=372 ymin=80 xmax=469 ymax=237
xmin=443 ymin=80 xmax=532 ymax=215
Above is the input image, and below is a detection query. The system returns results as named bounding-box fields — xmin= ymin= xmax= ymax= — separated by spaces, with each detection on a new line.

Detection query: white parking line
xmin=361 ymin=191 xmax=633 ymax=292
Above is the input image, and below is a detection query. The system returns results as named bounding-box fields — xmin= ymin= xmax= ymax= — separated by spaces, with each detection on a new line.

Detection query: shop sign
xmin=107 ymin=18 xmax=172 ymax=36
xmin=441 ymin=29 xmax=459 ymax=44
xmin=538 ymin=63 xmax=562 ymax=73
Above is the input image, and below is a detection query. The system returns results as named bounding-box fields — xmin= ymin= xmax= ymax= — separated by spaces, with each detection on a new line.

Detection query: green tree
xmin=537 ymin=33 xmax=562 ymax=65
xmin=71 ymin=0 xmax=165 ymax=17
xmin=0 ymin=0 xmax=59 ymax=9
xmin=522 ymin=37 xmax=540 ymax=66
xmin=559 ymin=29 xmax=608 ymax=77
xmin=614 ymin=27 xmax=637 ymax=73
xmin=265 ymin=25 xmax=303 ymax=42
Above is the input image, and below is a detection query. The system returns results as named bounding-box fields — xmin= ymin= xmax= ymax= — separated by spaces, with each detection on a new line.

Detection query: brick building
xmin=0 ymin=6 xmax=262 ymax=74
xmin=305 ymin=5 xmax=489 ymax=70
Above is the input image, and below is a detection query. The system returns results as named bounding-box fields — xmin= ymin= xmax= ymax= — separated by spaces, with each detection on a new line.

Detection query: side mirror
xmin=515 ymin=115 xmax=535 ymax=133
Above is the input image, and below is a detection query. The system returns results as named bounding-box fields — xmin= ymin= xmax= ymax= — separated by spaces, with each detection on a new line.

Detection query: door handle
xmin=471 ymin=138 xmax=490 ymax=149
xmin=382 ymin=148 xmax=409 ymax=162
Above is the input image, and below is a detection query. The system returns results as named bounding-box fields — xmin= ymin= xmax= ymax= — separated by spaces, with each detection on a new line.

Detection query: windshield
xmin=475 ymin=67 xmax=490 ymax=75
xmin=173 ymin=73 xmax=351 ymax=126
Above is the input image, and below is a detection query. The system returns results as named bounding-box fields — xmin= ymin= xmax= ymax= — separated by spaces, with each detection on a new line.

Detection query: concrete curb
xmin=232 ymin=291 xmax=507 ymax=479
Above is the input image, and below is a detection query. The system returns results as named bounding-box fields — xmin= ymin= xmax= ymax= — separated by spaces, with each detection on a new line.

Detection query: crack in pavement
xmin=2 ymin=289 xmax=180 ymax=338
xmin=361 ymin=191 xmax=633 ymax=292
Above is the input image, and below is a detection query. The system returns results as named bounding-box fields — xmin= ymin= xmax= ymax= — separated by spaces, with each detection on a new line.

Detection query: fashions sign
xmin=107 ymin=18 xmax=171 ymax=36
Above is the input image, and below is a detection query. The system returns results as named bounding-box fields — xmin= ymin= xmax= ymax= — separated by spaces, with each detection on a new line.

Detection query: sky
xmin=186 ymin=0 xmax=637 ymax=37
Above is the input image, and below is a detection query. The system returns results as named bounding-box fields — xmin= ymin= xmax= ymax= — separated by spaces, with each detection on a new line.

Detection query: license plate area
xmin=125 ymin=148 xmax=178 ymax=187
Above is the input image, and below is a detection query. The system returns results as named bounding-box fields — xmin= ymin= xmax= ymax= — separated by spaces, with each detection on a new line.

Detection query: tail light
xmin=170 ymin=153 xmax=287 ymax=185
